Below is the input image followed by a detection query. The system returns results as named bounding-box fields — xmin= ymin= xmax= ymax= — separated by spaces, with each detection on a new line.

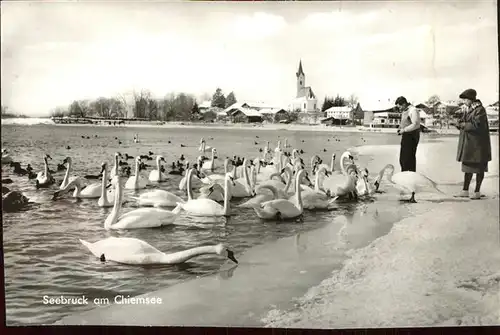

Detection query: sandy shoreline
xmin=1 ymin=117 xmax=464 ymax=135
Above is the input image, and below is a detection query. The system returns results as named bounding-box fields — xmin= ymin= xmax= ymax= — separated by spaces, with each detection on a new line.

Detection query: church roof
xmin=297 ymin=86 xmax=316 ymax=99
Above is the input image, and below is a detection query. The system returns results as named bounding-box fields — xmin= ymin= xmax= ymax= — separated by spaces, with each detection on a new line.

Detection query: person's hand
xmin=397 ymin=129 xmax=403 ymax=135
xmin=456 ymin=122 xmax=465 ymax=130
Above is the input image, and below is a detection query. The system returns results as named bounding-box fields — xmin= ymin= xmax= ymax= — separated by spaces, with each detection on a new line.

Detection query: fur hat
xmin=459 ymin=89 xmax=477 ymax=101
xmin=394 ymin=96 xmax=408 ymax=106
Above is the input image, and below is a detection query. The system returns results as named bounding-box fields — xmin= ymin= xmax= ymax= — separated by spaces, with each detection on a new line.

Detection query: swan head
xmin=45 ymin=154 xmax=53 ymax=160
xmin=215 ymin=244 xmax=238 ymax=264
xmin=200 ymin=138 xmax=205 ymax=144
xmin=62 ymin=156 xmax=71 ymax=165
xmin=332 ymin=153 xmax=336 ymax=160
xmin=100 ymin=162 xmax=107 ymax=174
xmin=156 ymin=155 xmax=165 ymax=163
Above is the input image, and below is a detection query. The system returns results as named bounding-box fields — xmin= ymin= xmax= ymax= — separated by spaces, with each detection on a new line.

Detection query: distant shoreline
xmin=1 ymin=117 xmax=466 ymax=136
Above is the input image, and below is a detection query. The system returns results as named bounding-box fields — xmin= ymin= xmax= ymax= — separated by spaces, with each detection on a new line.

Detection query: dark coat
xmin=456 ymin=101 xmax=492 ymax=163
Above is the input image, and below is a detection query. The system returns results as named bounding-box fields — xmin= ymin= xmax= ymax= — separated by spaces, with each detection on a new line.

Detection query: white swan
xmin=53 ymin=175 xmax=103 ymax=199
xmin=300 ymin=166 xmax=339 ymax=210
xmin=198 ymin=138 xmax=213 ymax=153
xmin=79 ymin=237 xmax=238 ymax=265
xmin=179 ymin=157 xmax=204 ymax=191
xmin=177 ymin=168 xmax=232 ymax=217
xmin=104 ymin=175 xmax=182 ymax=229
xmin=98 ymin=162 xmax=115 ymax=207
xmin=252 ymin=169 xmax=306 ymax=220
xmin=109 ymin=152 xmax=123 ymax=180
xmin=59 ymin=156 xmax=80 ymax=189
xmin=321 ymin=151 xmax=359 ymax=198
xmin=373 ymin=164 xmax=445 ymax=203
xmin=201 ymin=148 xmax=217 ymax=172
xmin=1 ymin=149 xmax=13 ymax=164
xmin=238 ymin=184 xmax=281 ymax=208
xmin=35 ymin=154 xmax=55 ymax=188
xmin=355 ymin=168 xmax=375 ymax=197
xmin=200 ymin=158 xmax=233 ymax=184
xmin=131 ymin=188 xmax=185 ymax=208
xmin=229 ymin=158 xmax=254 ymax=198
xmin=148 ymin=155 xmax=167 ymax=182
xmin=125 ymin=156 xmax=148 ymax=190
xmin=198 ymin=182 xmax=225 ymax=202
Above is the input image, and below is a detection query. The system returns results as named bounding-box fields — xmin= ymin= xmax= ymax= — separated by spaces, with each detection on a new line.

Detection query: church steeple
xmin=296 ymin=60 xmax=306 ymax=97
xmin=296 ymin=60 xmax=305 ymax=77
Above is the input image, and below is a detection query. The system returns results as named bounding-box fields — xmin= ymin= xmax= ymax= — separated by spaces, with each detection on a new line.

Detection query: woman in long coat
xmin=455 ymin=88 xmax=492 ymax=199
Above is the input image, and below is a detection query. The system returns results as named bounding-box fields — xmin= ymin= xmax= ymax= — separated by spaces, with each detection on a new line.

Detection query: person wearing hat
xmin=395 ymin=96 xmax=421 ymax=172
xmin=455 ymin=88 xmax=491 ymax=200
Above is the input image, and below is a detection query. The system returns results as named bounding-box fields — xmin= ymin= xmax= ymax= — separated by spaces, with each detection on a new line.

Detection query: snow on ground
xmin=263 ymin=134 xmax=499 ymax=329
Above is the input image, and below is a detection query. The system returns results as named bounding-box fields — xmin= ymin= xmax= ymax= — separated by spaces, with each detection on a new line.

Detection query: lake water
xmin=2 ymin=124 xmax=406 ymax=325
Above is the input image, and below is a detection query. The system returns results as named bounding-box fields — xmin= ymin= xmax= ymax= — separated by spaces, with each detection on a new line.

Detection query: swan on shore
xmin=373 ymin=164 xmax=445 ymax=203
xmin=79 ymin=237 xmax=238 ymax=265
xmin=177 ymin=168 xmax=233 ymax=217
xmin=104 ymin=175 xmax=182 ymax=229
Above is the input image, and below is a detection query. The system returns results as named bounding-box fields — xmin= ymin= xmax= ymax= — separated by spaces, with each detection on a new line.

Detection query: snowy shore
xmin=263 ymin=136 xmax=499 ymax=328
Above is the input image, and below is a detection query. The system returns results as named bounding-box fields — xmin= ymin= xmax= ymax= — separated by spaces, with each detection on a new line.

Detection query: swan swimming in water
xmin=1 ymin=149 xmax=13 ymax=164
xmin=238 ymin=184 xmax=281 ymax=208
xmin=299 ymin=165 xmax=339 ymax=210
xmin=125 ymin=156 xmax=149 ymax=190
xmin=201 ymin=148 xmax=218 ymax=172
xmin=252 ymin=169 xmax=307 ymax=220
xmin=104 ymin=175 xmax=182 ymax=229
xmin=373 ymin=164 xmax=445 ymax=203
xmin=79 ymin=237 xmax=238 ymax=265
xmin=177 ymin=168 xmax=234 ymax=217
xmin=35 ymin=154 xmax=56 ymax=189
xmin=98 ymin=162 xmax=116 ymax=207
xmin=148 ymin=155 xmax=167 ymax=182
xmin=59 ymin=156 xmax=81 ymax=190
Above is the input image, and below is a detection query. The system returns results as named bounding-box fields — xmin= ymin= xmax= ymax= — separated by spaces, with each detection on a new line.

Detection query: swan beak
xmin=227 ymin=249 xmax=238 ymax=264
xmin=52 ymin=191 xmax=60 ymax=200
xmin=374 ymin=180 xmax=380 ymax=190
xmin=46 ymin=155 xmax=53 ymax=160
xmin=348 ymin=155 xmax=354 ymax=160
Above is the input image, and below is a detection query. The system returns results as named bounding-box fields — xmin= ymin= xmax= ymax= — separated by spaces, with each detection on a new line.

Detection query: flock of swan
xmin=2 ymin=135 xmax=445 ymax=268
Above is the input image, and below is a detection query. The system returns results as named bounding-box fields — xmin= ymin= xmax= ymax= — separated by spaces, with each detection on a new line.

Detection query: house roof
xmin=199 ymin=100 xmax=211 ymax=109
xmin=325 ymin=106 xmax=353 ymax=113
xmin=259 ymin=108 xmax=287 ymax=115
xmin=230 ymin=107 xmax=263 ymax=117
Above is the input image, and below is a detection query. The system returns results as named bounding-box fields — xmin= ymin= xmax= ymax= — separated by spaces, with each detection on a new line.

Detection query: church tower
xmin=296 ymin=60 xmax=305 ymax=98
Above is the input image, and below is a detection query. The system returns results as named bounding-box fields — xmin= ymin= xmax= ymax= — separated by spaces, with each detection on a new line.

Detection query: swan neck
xmin=105 ymin=178 xmax=123 ymax=229
xmin=161 ymin=246 xmax=216 ymax=264
xmin=283 ymin=169 xmax=292 ymax=193
xmin=101 ymin=167 xmax=108 ymax=198
xmin=295 ymin=173 xmax=303 ymax=211
xmin=44 ymin=158 xmax=49 ymax=176
xmin=314 ymin=169 xmax=322 ymax=192
xmin=62 ymin=160 xmax=71 ymax=187
xmin=156 ymin=158 xmax=162 ymax=181
xmin=340 ymin=153 xmax=348 ymax=175
xmin=331 ymin=156 xmax=335 ymax=172
xmin=223 ymin=177 xmax=230 ymax=215
xmin=243 ymin=164 xmax=252 ymax=193
xmin=134 ymin=160 xmax=140 ymax=187
xmin=186 ymin=169 xmax=194 ymax=200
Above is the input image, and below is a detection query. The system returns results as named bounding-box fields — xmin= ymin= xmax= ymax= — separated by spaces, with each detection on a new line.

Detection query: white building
xmin=289 ymin=60 xmax=318 ymax=113
xmin=325 ymin=106 xmax=354 ymax=120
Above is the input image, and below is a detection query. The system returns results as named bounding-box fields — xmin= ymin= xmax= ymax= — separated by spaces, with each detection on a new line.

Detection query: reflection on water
xmin=2 ymin=124 xmax=406 ymax=325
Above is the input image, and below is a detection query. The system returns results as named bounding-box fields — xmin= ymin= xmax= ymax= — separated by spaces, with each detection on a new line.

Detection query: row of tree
xmin=49 ymin=88 xmax=238 ymax=122
xmin=321 ymin=94 xmax=359 ymax=112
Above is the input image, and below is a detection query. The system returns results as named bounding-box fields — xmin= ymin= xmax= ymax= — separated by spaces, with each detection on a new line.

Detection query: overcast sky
xmin=2 ymin=1 xmax=498 ymax=116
